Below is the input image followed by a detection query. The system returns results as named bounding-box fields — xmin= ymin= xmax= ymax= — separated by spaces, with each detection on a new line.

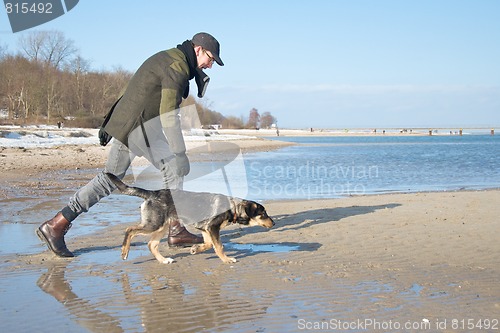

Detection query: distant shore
xmin=2 ymin=124 xmax=496 ymax=140
xmin=218 ymin=127 xmax=497 ymax=137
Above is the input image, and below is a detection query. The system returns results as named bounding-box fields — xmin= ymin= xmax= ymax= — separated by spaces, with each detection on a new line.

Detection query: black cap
xmin=191 ymin=32 xmax=224 ymax=66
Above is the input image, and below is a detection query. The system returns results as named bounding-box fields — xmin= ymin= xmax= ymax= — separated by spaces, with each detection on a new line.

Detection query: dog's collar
xmin=230 ymin=199 xmax=239 ymax=223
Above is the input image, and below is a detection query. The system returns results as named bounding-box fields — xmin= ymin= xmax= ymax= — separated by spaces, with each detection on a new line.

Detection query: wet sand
xmin=1 ymin=136 xmax=499 ymax=332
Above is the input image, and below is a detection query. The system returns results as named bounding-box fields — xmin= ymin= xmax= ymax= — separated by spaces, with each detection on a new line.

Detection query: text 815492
xmin=5 ymin=2 xmax=53 ymax=14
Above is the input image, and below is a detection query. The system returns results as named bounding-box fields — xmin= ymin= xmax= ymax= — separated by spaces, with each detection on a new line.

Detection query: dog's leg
xmin=147 ymin=225 xmax=174 ymax=264
xmin=122 ymin=226 xmax=145 ymax=260
xmin=190 ymin=230 xmax=213 ymax=255
xmin=208 ymin=227 xmax=237 ymax=264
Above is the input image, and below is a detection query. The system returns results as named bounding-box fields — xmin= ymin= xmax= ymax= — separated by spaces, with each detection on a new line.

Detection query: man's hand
xmin=98 ymin=128 xmax=112 ymax=146
xmin=174 ymin=152 xmax=190 ymax=176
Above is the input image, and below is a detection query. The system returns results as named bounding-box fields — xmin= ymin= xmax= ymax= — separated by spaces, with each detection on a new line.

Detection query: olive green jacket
xmin=103 ymin=48 xmax=190 ymax=155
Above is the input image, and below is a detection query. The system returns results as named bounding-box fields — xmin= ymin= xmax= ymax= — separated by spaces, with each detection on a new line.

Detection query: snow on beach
xmin=0 ymin=125 xmax=255 ymax=148
xmin=0 ymin=125 xmax=99 ymax=148
xmin=1 ymin=125 xmax=493 ymax=149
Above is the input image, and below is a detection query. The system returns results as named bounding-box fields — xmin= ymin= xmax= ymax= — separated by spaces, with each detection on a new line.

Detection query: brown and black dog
xmin=106 ymin=173 xmax=274 ymax=264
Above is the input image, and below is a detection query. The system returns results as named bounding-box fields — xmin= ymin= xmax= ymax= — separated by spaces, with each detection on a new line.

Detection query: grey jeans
xmin=63 ymin=139 xmax=181 ymax=221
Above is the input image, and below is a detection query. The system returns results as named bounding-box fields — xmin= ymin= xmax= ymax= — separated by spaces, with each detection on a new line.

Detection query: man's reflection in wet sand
xmin=37 ymin=263 xmax=124 ymax=333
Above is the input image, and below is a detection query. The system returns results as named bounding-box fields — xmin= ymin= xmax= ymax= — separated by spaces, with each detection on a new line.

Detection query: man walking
xmin=37 ymin=32 xmax=224 ymax=257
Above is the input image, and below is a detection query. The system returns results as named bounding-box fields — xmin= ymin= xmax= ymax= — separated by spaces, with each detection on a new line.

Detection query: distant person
xmin=36 ymin=32 xmax=224 ymax=257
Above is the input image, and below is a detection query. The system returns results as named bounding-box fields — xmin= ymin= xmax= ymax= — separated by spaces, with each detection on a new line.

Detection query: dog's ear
xmin=244 ymin=202 xmax=260 ymax=218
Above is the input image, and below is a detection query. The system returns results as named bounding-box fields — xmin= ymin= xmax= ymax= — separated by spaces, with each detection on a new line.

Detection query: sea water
xmin=186 ymin=134 xmax=500 ymax=201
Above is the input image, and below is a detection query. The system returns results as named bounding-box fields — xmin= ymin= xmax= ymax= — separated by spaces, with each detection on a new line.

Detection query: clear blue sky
xmin=1 ymin=0 xmax=499 ymax=129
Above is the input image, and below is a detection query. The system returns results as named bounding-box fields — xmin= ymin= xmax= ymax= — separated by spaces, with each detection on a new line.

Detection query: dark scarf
xmin=177 ymin=40 xmax=210 ymax=98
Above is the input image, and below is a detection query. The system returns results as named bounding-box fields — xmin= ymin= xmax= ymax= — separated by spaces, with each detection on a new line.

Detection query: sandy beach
xmin=0 ymin=130 xmax=499 ymax=332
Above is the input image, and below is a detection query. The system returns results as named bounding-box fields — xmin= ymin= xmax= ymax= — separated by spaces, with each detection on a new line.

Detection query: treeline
xmin=0 ymin=31 xmax=276 ymax=129
xmin=0 ymin=31 xmax=129 ymax=127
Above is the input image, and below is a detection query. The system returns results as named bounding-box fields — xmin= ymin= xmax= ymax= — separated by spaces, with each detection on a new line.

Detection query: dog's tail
xmin=106 ymin=172 xmax=155 ymax=200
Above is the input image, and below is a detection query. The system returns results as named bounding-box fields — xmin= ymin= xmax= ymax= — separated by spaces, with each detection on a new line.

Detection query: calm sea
xmin=233 ymin=134 xmax=500 ymax=200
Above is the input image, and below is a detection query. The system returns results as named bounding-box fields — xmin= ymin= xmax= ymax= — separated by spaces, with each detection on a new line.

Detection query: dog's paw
xmin=223 ymin=257 xmax=237 ymax=264
xmin=162 ymin=258 xmax=175 ymax=264
xmin=121 ymin=248 xmax=129 ymax=260
xmin=190 ymin=244 xmax=208 ymax=254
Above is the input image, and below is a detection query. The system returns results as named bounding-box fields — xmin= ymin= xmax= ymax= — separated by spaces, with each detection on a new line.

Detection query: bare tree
xmin=44 ymin=31 xmax=78 ymax=68
xmin=1 ymin=56 xmax=41 ymax=121
xmin=260 ymin=111 xmax=276 ymax=129
xmin=68 ymin=55 xmax=91 ymax=112
xmin=44 ymin=67 xmax=62 ymax=123
xmin=18 ymin=31 xmax=45 ymax=62
xmin=246 ymin=108 xmax=260 ymax=129
xmin=18 ymin=30 xmax=78 ymax=68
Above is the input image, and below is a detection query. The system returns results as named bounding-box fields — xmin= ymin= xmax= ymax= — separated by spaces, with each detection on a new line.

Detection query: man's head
xmin=192 ymin=32 xmax=224 ymax=69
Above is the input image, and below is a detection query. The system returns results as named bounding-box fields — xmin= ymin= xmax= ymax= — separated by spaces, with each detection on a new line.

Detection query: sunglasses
xmin=203 ymin=49 xmax=215 ymax=64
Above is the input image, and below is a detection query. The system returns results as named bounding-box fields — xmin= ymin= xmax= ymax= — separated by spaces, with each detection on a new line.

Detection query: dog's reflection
xmin=37 ymin=262 xmax=271 ymax=332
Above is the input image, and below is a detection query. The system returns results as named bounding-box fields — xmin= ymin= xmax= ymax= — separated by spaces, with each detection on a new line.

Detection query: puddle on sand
xmin=76 ymin=247 xmax=151 ymax=266
xmin=0 ymin=223 xmax=43 ymax=255
xmin=409 ymin=283 xmax=424 ymax=296
xmin=0 ymin=193 xmax=143 ymax=256
xmin=226 ymin=242 xmax=300 ymax=253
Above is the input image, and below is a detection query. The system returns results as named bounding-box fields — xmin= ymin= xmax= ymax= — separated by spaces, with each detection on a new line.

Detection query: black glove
xmin=98 ymin=128 xmax=112 ymax=146
xmin=174 ymin=152 xmax=190 ymax=176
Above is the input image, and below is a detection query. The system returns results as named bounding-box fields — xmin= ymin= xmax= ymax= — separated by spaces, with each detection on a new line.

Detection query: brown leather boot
xmin=36 ymin=212 xmax=74 ymax=257
xmin=167 ymin=220 xmax=203 ymax=247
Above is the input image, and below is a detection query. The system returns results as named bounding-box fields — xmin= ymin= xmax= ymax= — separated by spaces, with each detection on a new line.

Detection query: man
xmin=37 ymin=32 xmax=224 ymax=257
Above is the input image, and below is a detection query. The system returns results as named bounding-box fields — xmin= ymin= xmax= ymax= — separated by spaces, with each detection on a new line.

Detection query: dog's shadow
xmin=211 ymin=203 xmax=401 ymax=261
xmin=270 ymin=203 xmax=401 ymax=233
xmin=74 ymin=244 xmax=122 ymax=256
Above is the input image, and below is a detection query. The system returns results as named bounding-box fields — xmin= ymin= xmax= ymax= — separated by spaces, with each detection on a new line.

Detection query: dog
xmin=106 ymin=173 xmax=275 ymax=264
